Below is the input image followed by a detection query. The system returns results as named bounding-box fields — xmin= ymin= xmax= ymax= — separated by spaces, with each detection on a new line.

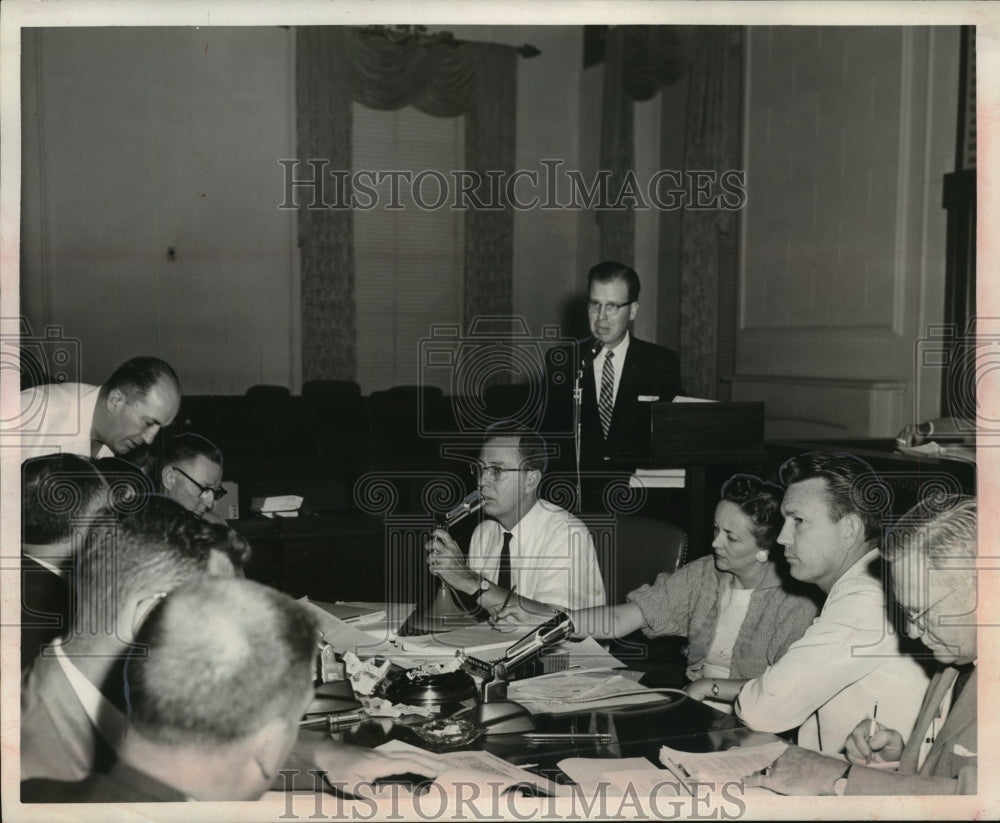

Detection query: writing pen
xmin=491 ymin=586 xmax=517 ymax=630
xmin=866 ymin=702 xmax=878 ymax=764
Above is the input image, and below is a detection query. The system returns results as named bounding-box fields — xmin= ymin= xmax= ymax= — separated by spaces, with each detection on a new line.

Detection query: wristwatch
xmin=474 ymin=577 xmax=491 ymax=599
xmin=711 ymin=679 xmax=720 ymax=697
xmin=832 ymin=764 xmax=851 ymax=796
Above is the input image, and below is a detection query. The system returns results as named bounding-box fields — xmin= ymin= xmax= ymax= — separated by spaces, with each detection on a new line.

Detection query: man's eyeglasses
xmin=901 ymin=581 xmax=968 ymax=635
xmin=586 ymin=300 xmax=633 ymax=318
xmin=469 ymin=464 xmax=524 ymax=483
xmin=171 ymin=465 xmax=227 ymax=500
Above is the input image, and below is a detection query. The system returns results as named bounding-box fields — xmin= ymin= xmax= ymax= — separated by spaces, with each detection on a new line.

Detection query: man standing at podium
xmin=577 ymin=261 xmax=685 ymax=466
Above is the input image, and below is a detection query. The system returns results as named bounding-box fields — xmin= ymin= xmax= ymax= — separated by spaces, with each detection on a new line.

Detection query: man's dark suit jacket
xmin=21 ymin=553 xmax=70 ymax=669
xmin=544 ymin=336 xmax=684 ymax=468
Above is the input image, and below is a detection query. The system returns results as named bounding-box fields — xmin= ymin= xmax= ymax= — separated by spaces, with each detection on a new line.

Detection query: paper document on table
xmin=376 ymin=739 xmax=567 ymax=796
xmin=562 ymin=635 xmax=624 ymax=669
xmin=299 ymin=598 xmax=395 ymax=658
xmin=509 ymin=672 xmax=670 ymax=714
xmin=308 ymin=599 xmax=387 ymax=624
xmin=659 ymin=740 xmax=788 ymax=782
xmin=558 ymin=757 xmax=685 ymax=797
xmin=397 ymin=623 xmax=516 ymax=659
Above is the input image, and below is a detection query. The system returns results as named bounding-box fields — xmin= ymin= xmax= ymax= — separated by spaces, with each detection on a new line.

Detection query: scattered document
xmin=299 ymin=598 xmax=396 ymax=658
xmin=309 ymin=599 xmax=387 ymax=624
xmin=659 ymin=740 xmax=788 ymax=783
xmin=376 ymin=739 xmax=568 ymax=796
xmin=672 ymin=396 xmax=717 ymax=403
xmin=509 ymin=672 xmax=671 ymax=714
xmin=556 ymin=757 xmax=694 ymax=797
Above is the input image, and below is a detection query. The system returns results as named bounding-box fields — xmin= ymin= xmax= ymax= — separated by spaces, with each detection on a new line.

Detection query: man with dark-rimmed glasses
xmin=158 ymin=433 xmax=228 ymax=525
xmin=424 ymin=422 xmax=605 ymax=618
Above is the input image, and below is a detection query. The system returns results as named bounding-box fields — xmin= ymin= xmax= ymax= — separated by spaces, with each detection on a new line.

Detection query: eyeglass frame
xmin=900 ymin=579 xmax=970 ymax=635
xmin=469 ymin=463 xmax=526 ymax=484
xmin=586 ymin=299 xmax=634 ymax=318
xmin=170 ymin=465 xmax=227 ymax=500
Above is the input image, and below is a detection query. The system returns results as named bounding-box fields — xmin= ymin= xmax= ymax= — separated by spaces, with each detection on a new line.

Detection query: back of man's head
xmin=780 ymin=451 xmax=887 ymax=543
xmin=126 ymin=577 xmax=317 ymax=749
xmin=77 ymin=496 xmax=231 ymax=622
xmin=484 ymin=420 xmax=549 ymax=473
xmin=105 ymin=356 xmax=180 ymax=398
xmin=587 ymin=260 xmax=641 ymax=302
xmin=22 ymin=454 xmax=108 ymax=545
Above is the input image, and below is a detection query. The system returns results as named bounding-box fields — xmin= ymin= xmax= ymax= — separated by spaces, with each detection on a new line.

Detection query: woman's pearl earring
xmin=755 ymin=550 xmax=769 ymax=563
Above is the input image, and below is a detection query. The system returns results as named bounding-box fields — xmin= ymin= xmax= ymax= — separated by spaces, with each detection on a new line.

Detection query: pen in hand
xmin=866 ymin=701 xmax=878 ymax=764
xmin=492 ymin=586 xmax=516 ymax=629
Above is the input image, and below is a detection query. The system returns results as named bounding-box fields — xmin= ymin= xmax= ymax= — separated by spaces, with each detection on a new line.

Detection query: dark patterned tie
xmin=498 ymin=531 xmax=513 ymax=591
xmin=599 ymin=351 xmax=615 ymax=438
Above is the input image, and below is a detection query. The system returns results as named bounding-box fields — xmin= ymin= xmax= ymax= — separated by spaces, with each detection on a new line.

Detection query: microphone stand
xmin=574 ymin=338 xmax=602 ymax=513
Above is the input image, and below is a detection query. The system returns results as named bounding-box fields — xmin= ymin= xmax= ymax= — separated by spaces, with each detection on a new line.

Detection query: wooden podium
xmin=615 ymin=401 xmax=769 ymax=557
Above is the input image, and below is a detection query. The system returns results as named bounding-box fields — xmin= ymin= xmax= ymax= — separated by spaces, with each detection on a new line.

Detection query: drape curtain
xmin=598 ymin=25 xmax=741 ymax=399
xmin=296 ymin=27 xmax=517 ymax=381
xmin=677 ymin=28 xmax=742 ymax=398
xmin=598 ymin=26 xmax=694 ymax=263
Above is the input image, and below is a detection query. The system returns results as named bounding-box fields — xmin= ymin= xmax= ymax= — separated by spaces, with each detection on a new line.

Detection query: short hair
xmin=216 ymin=528 xmax=252 ymax=572
xmin=884 ymin=495 xmax=977 ymax=575
xmin=22 ymin=454 xmax=108 ymax=544
xmin=105 ymin=357 xmax=180 ymax=399
xmin=162 ymin=433 xmax=223 ymax=470
xmin=77 ymin=496 xmax=228 ymax=618
xmin=126 ymin=577 xmax=318 ymax=746
xmin=93 ymin=456 xmax=156 ymax=514
xmin=484 ymin=420 xmax=549 ymax=473
xmin=780 ymin=451 xmax=888 ymax=543
xmin=720 ymin=474 xmax=785 ymax=552
xmin=587 ymin=261 xmax=641 ymax=303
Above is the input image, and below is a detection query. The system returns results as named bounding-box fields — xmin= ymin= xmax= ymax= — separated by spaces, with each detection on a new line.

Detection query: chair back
xmin=589 ymin=515 xmax=687 ymax=604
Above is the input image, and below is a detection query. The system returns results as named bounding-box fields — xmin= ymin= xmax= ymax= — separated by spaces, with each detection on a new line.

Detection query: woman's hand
xmin=684 ymin=678 xmax=719 ymax=702
xmin=491 ymin=597 xmax=560 ymax=631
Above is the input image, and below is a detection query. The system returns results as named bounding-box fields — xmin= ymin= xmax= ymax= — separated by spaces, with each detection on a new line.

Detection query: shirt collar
xmin=597 ymin=330 xmax=631 ymax=363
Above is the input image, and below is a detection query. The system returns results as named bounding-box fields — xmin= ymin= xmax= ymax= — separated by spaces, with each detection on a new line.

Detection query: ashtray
xmin=410 ymin=717 xmax=485 ymax=751
xmin=383 ymin=669 xmax=477 ymax=710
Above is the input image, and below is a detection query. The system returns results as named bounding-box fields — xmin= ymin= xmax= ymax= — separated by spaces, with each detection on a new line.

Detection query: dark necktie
xmin=599 ymin=351 xmax=615 ymax=438
xmin=497 ymin=531 xmax=513 ymax=591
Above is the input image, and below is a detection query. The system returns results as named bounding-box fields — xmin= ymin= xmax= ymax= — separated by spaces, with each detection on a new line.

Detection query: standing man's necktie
xmin=599 ymin=351 xmax=615 ymax=438
xmin=497 ymin=531 xmax=513 ymax=591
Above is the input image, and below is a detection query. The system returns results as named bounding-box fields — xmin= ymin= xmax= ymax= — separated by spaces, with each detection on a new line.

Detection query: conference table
xmin=304 ymin=601 xmax=787 ymax=802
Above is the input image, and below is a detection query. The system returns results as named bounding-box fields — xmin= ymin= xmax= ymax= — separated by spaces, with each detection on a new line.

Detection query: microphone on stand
xmin=579 ymin=338 xmax=604 ymax=373
xmin=574 ymin=338 xmax=603 ymax=512
xmin=398 ymin=490 xmax=486 ymax=637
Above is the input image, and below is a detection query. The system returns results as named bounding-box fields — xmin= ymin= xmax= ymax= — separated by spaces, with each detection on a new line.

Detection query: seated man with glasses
xmin=745 ymin=496 xmax=977 ymax=795
xmin=576 ymin=261 xmax=685 ymax=465
xmin=425 ymin=423 xmax=606 ymax=617
xmin=158 ymin=433 xmax=229 ymax=525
